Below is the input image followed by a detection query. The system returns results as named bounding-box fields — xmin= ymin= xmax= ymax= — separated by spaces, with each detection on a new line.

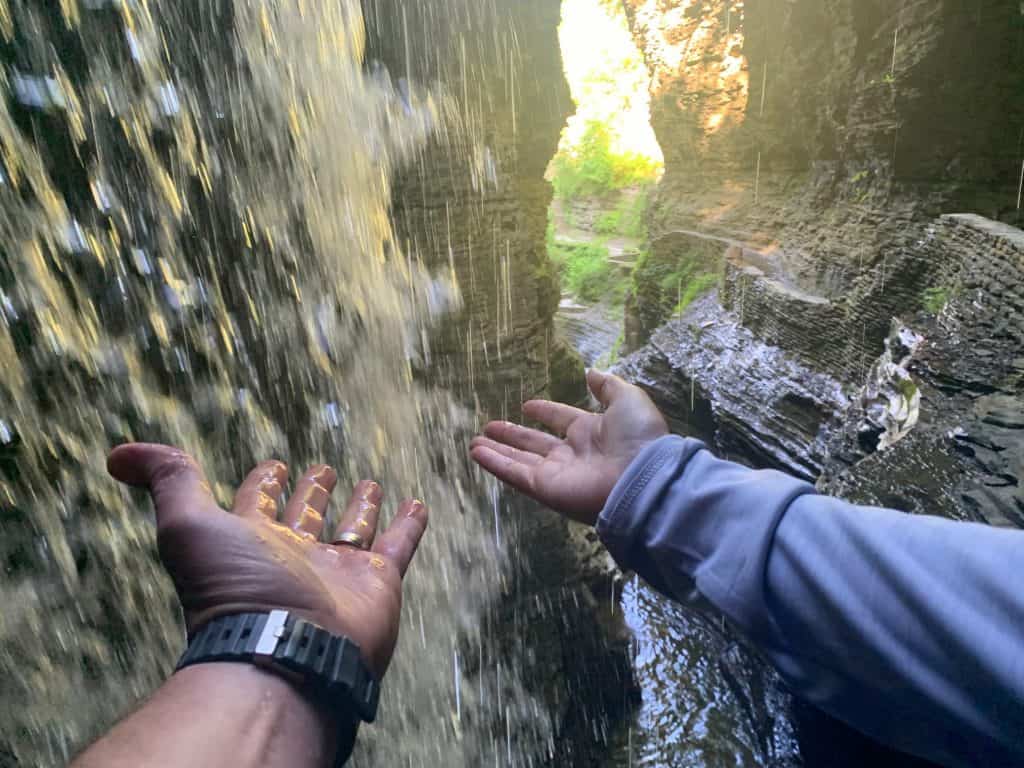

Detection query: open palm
xmin=108 ymin=443 xmax=428 ymax=678
xmin=470 ymin=370 xmax=669 ymax=524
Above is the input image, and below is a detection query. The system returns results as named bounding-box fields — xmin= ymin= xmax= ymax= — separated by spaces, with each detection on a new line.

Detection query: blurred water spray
xmin=0 ymin=1 xmax=548 ymax=764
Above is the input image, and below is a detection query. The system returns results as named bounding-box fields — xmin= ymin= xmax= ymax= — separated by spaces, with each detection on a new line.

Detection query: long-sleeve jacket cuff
xmin=597 ymin=436 xmax=699 ymax=557
xmin=596 ymin=435 xmax=704 ymax=595
xmin=596 ymin=434 xmax=816 ymax=641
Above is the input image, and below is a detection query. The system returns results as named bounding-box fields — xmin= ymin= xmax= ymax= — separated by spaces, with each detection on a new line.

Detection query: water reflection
xmin=611 ymin=577 xmax=800 ymax=768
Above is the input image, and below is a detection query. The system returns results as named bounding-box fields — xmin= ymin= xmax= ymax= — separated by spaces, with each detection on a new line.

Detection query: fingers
xmin=331 ymin=480 xmax=382 ymax=548
xmin=469 ymin=444 xmax=536 ymax=495
xmin=470 ymin=436 xmax=542 ymax=466
xmin=587 ymin=369 xmax=629 ymax=408
xmin=107 ymin=443 xmax=219 ymax=528
xmin=482 ymin=420 xmax=560 ymax=455
xmin=523 ymin=399 xmax=589 ymax=436
xmin=233 ymin=460 xmax=289 ymax=519
xmin=282 ymin=464 xmax=337 ymax=539
xmin=373 ymin=499 xmax=428 ymax=576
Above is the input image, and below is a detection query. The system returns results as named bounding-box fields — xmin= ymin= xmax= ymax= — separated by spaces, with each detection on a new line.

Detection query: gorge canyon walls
xmin=614 ymin=2 xmax=1024 ymax=763
xmin=364 ymin=2 xmax=631 ymax=765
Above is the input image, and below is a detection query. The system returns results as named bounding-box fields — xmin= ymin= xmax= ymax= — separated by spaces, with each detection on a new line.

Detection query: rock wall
xmin=618 ymin=292 xmax=849 ymax=482
xmin=820 ymin=214 xmax=1024 ymax=529
xmin=365 ymin=0 xmax=577 ymax=416
xmin=611 ymin=2 xmax=1024 ymax=764
xmin=364 ymin=3 xmax=629 ymax=766
xmin=621 ymin=0 xmax=1024 ymax=379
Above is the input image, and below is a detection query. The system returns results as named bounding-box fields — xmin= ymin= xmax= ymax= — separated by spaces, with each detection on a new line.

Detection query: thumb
xmin=108 ymin=443 xmax=218 ymax=527
xmin=587 ymin=369 xmax=629 ymax=408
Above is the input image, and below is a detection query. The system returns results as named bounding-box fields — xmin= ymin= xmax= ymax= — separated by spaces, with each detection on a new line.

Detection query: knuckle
xmin=150 ymin=452 xmax=199 ymax=486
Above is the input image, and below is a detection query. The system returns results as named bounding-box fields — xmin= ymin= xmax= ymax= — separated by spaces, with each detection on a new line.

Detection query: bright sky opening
xmin=557 ymin=0 xmax=664 ymax=168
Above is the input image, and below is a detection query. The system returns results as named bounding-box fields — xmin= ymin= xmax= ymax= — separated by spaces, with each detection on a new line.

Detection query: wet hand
xmin=107 ymin=444 xmax=428 ymax=679
xmin=470 ymin=370 xmax=668 ymax=525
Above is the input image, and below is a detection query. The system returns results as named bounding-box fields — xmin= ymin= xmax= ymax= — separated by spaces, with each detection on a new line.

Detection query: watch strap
xmin=176 ymin=611 xmax=380 ymax=723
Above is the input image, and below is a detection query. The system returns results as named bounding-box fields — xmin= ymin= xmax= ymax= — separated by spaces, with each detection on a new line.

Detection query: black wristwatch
xmin=176 ymin=610 xmax=380 ymax=767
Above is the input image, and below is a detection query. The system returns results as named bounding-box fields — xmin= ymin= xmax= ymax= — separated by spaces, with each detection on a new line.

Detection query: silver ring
xmin=332 ymin=531 xmax=368 ymax=550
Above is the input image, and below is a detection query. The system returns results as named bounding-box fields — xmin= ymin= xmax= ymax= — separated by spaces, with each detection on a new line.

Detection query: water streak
xmin=0 ymin=1 xmax=546 ymax=764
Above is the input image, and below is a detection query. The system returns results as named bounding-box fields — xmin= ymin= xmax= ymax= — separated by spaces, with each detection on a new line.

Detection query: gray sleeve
xmin=597 ymin=435 xmax=1024 ymax=768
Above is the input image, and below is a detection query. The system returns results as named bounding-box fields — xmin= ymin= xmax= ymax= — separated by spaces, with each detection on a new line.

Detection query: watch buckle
xmin=254 ymin=609 xmax=290 ymax=656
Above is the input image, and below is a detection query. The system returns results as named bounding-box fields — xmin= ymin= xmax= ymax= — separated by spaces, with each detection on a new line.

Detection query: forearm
xmin=72 ymin=664 xmax=338 ymax=768
xmin=765 ymin=495 xmax=1024 ymax=766
xmin=598 ymin=436 xmax=1024 ymax=767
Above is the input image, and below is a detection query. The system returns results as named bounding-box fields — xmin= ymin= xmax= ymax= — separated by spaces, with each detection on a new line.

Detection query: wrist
xmin=597 ymin=435 xmax=699 ymax=553
xmin=172 ymin=663 xmax=339 ymax=767
xmin=72 ymin=662 xmax=342 ymax=768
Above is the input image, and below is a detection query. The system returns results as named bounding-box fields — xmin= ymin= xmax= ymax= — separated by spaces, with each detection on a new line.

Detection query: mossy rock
xmin=549 ymin=338 xmax=588 ymax=406
xmin=629 ymin=235 xmax=724 ymax=344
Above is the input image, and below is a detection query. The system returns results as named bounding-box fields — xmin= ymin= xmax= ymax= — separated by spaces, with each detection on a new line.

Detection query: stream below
xmin=555 ymin=285 xmax=802 ymax=768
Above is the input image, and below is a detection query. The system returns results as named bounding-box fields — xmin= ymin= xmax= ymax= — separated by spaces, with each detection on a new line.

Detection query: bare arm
xmin=75 ymin=664 xmax=335 ymax=768
xmin=72 ymin=443 xmax=428 ymax=768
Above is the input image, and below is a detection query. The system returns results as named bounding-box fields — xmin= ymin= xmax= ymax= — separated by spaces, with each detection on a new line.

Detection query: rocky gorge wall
xmin=364 ymin=3 xmax=629 ymax=765
xmin=607 ymin=1 xmax=1024 ymax=764
xmin=621 ymin=0 xmax=1024 ymax=380
xmin=615 ymin=0 xmax=1024 ymax=531
xmin=365 ymin=0 xmax=584 ymax=416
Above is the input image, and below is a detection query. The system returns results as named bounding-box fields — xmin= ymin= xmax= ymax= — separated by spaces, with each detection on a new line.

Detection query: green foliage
xmin=922 ymin=286 xmax=951 ymax=314
xmin=631 ymin=247 xmax=721 ymax=333
xmin=551 ymin=120 xmax=660 ymax=200
xmin=673 ymin=273 xmax=720 ymax=316
xmin=548 ymin=240 xmax=626 ymax=304
xmin=590 ymin=189 xmax=649 ymax=238
xmin=595 ymin=210 xmax=622 ymax=235
xmin=896 ymin=377 xmax=919 ymax=402
xmin=596 ymin=332 xmax=625 ymax=369
xmin=850 ymin=169 xmax=873 ymax=204
xmin=618 ymin=188 xmax=649 ymax=239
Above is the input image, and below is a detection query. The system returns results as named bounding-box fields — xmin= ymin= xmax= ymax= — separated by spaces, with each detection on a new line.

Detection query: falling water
xmin=1017 ymin=158 xmax=1023 ymax=211
xmin=0 ymin=1 xmax=548 ymax=765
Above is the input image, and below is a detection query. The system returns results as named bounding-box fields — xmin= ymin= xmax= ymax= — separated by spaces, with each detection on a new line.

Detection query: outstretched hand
xmin=108 ymin=444 xmax=428 ymax=678
xmin=470 ymin=370 xmax=669 ymax=525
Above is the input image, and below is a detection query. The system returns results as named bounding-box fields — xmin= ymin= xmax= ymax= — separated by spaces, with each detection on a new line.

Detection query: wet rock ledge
xmin=607 ymin=7 xmax=1024 ymax=763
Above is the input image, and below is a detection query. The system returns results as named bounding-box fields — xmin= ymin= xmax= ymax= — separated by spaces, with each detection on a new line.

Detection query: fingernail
xmin=312 ymin=464 xmax=335 ymax=481
xmin=361 ymin=481 xmax=381 ymax=501
xmin=357 ymin=500 xmax=377 ymax=516
xmin=407 ymin=500 xmax=425 ymax=517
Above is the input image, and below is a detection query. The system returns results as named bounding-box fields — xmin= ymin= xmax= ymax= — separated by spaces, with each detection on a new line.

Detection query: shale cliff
xmin=365 ymin=0 xmax=584 ymax=414
xmin=617 ymin=0 xmax=1024 ymax=543
xmin=622 ymin=0 xmax=1024 ymax=379
xmin=365 ymin=3 xmax=627 ymax=766
xmin=612 ymin=1 xmax=1024 ymax=764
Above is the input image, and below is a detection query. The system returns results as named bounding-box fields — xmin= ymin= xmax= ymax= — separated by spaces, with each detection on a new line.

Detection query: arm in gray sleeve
xmin=597 ymin=435 xmax=1024 ymax=768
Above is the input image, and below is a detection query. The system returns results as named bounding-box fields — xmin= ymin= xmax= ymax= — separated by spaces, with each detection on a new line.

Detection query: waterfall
xmin=0 ymin=1 xmax=547 ymax=764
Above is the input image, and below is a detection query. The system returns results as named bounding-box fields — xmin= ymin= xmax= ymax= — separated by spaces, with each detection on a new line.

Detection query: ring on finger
xmin=332 ymin=531 xmax=369 ymax=550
